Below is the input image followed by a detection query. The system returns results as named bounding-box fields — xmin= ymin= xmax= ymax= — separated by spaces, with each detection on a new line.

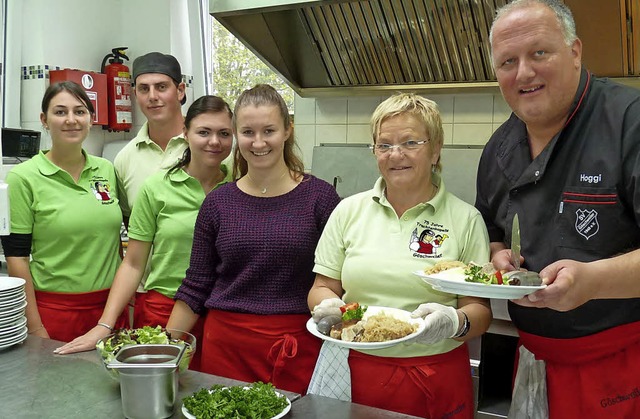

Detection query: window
xmin=206 ymin=15 xmax=294 ymax=112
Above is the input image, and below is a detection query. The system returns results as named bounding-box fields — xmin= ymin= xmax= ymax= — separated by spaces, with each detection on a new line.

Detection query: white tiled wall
xmin=295 ymin=93 xmax=512 ymax=170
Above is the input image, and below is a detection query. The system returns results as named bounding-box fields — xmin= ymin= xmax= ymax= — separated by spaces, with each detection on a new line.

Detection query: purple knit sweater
xmin=175 ymin=174 xmax=340 ymax=315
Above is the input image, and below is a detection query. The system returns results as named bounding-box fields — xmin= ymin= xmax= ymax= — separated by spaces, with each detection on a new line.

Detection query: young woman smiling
xmin=1 ymin=81 xmax=126 ymax=342
xmin=167 ymin=84 xmax=340 ymax=394
xmin=55 ymin=96 xmax=234 ymax=370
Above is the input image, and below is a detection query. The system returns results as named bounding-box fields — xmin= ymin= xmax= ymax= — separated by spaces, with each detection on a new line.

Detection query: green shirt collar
xmin=372 ymin=172 xmax=444 ymax=211
xmin=35 ymin=149 xmax=101 ymax=177
xmin=167 ymin=164 xmax=231 ymax=189
xmin=134 ymin=121 xmax=185 ymax=146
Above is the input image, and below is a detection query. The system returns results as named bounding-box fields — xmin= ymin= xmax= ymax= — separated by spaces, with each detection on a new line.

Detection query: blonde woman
xmin=308 ymin=93 xmax=492 ymax=418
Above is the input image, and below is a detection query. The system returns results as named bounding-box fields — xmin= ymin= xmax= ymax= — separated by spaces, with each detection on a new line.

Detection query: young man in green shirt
xmin=114 ymin=52 xmax=188 ymax=220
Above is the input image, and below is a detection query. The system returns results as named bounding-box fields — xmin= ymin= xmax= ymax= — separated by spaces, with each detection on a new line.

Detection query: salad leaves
xmin=464 ymin=263 xmax=506 ymax=285
xmin=340 ymin=302 xmax=367 ymax=322
xmin=183 ymin=382 xmax=289 ymax=419
xmin=97 ymin=326 xmax=192 ymax=371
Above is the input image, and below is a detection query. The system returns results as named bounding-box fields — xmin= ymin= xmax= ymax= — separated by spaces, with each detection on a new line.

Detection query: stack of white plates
xmin=0 ymin=277 xmax=28 ymax=350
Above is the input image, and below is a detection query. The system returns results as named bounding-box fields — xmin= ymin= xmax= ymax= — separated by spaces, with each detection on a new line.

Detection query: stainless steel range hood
xmin=211 ymin=0 xmax=507 ymax=97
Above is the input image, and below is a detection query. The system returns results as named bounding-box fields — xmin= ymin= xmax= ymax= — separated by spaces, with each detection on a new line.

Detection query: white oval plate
xmin=0 ymin=294 xmax=26 ymax=310
xmin=0 ymin=300 xmax=27 ymax=316
xmin=0 ymin=277 xmax=26 ymax=293
xmin=0 ymin=288 xmax=25 ymax=302
xmin=413 ymin=268 xmax=545 ymax=299
xmin=0 ymin=309 xmax=26 ymax=328
xmin=306 ymin=305 xmax=425 ymax=350
xmin=0 ymin=328 xmax=27 ymax=351
xmin=0 ymin=315 xmax=27 ymax=337
xmin=0 ymin=326 xmax=27 ymax=346
xmin=182 ymin=388 xmax=291 ymax=419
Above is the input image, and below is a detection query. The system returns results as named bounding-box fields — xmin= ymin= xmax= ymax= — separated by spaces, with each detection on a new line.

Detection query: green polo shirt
xmin=126 ymin=166 xmax=232 ymax=298
xmin=114 ymin=122 xmax=188 ymax=217
xmin=7 ymin=151 xmax=122 ymax=292
xmin=314 ymin=174 xmax=490 ymax=358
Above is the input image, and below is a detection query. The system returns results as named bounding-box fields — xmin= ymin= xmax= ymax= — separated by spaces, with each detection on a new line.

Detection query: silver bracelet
xmin=454 ymin=311 xmax=470 ymax=338
xmin=97 ymin=322 xmax=114 ymax=332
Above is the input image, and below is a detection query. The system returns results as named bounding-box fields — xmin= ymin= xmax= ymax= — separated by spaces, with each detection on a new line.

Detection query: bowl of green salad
xmin=182 ymin=382 xmax=291 ymax=419
xmin=96 ymin=325 xmax=196 ymax=379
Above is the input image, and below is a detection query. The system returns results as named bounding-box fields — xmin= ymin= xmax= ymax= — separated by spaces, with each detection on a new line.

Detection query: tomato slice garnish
xmin=340 ymin=302 xmax=359 ymax=313
xmin=495 ymin=270 xmax=503 ymax=285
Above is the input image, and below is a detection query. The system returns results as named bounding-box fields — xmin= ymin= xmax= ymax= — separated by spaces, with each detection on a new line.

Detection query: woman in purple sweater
xmin=167 ymin=84 xmax=340 ymax=394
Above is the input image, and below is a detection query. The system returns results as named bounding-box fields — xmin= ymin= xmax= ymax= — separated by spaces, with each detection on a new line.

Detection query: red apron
xmin=518 ymin=321 xmax=640 ymax=419
xmin=133 ymin=290 xmax=204 ymax=371
xmin=35 ymin=289 xmax=128 ymax=343
xmin=201 ymin=309 xmax=321 ymax=395
xmin=349 ymin=344 xmax=474 ymax=419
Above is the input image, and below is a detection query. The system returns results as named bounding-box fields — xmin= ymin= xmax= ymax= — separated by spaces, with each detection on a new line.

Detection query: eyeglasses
xmin=369 ymin=139 xmax=429 ymax=154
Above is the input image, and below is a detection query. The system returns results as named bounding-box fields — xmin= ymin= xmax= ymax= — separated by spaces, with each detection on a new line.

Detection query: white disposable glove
xmin=311 ymin=297 xmax=345 ymax=322
xmin=410 ymin=303 xmax=460 ymax=345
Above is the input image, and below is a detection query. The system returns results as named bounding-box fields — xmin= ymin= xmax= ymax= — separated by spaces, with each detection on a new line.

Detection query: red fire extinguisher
xmin=101 ymin=47 xmax=133 ymax=132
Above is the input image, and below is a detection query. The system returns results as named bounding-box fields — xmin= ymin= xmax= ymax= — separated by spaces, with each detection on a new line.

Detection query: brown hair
xmin=168 ymin=95 xmax=232 ymax=175
xmin=231 ymin=84 xmax=304 ymax=179
xmin=41 ymin=81 xmax=95 ymax=115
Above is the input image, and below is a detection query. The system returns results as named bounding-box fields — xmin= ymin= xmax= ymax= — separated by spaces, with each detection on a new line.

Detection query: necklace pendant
xmin=261 ymin=187 xmax=267 ymax=194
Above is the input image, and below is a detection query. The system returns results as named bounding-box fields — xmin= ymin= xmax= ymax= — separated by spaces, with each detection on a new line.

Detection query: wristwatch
xmin=454 ymin=310 xmax=470 ymax=338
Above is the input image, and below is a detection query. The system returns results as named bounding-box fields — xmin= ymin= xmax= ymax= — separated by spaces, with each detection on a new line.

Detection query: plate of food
xmin=414 ymin=261 xmax=546 ymax=299
xmin=181 ymin=382 xmax=291 ymax=419
xmin=306 ymin=304 xmax=425 ymax=350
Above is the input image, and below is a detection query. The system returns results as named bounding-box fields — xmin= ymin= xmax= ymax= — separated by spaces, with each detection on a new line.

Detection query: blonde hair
xmin=371 ymin=93 xmax=444 ymax=172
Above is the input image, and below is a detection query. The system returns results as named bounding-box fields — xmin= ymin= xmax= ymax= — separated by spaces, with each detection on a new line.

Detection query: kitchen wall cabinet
xmin=565 ymin=0 xmax=639 ymax=76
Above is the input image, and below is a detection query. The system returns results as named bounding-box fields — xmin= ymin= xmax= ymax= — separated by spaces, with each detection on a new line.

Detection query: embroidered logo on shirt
xmin=409 ymin=222 xmax=450 ymax=258
xmin=90 ymin=177 xmax=114 ymax=204
xmin=575 ymin=208 xmax=599 ymax=240
xmin=579 ymin=173 xmax=602 ymax=184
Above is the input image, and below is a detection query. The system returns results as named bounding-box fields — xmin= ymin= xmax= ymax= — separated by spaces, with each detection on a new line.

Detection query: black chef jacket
xmin=475 ymin=68 xmax=640 ymax=338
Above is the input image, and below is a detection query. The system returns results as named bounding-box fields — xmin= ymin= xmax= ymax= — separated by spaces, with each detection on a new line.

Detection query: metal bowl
xmin=96 ymin=327 xmax=196 ymax=380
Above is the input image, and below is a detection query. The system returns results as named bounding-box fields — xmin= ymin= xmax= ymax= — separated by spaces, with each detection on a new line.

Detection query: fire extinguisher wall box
xmin=49 ymin=70 xmax=108 ymax=126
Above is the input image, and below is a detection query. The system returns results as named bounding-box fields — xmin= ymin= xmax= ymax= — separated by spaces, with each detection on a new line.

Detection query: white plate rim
xmin=0 ymin=315 xmax=27 ymax=335
xmin=0 ymin=310 xmax=26 ymax=327
xmin=0 ymin=277 xmax=26 ymax=292
xmin=0 ymin=327 xmax=27 ymax=348
xmin=0 ymin=294 xmax=26 ymax=309
xmin=0 ymin=289 xmax=25 ymax=301
xmin=413 ymin=269 xmax=545 ymax=299
xmin=306 ymin=305 xmax=425 ymax=350
xmin=0 ymin=333 xmax=28 ymax=350
xmin=0 ymin=299 xmax=27 ymax=316
xmin=181 ymin=387 xmax=291 ymax=419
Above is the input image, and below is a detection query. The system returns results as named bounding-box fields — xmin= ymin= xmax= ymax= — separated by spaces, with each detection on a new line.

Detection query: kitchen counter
xmin=0 ymin=336 xmax=422 ymax=419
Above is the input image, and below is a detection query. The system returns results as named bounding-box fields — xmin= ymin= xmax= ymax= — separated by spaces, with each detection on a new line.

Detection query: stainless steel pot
xmin=107 ymin=344 xmax=186 ymax=419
